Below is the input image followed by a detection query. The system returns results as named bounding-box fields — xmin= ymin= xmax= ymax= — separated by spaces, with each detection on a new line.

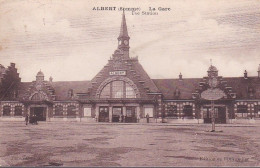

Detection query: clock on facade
xmin=124 ymin=40 xmax=128 ymax=45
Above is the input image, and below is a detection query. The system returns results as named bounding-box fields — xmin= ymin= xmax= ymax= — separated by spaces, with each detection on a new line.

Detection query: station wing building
xmin=1 ymin=13 xmax=260 ymax=124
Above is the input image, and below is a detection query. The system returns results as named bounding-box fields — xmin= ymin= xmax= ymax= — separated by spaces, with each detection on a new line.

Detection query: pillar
xmin=95 ymin=105 xmax=99 ymax=122
xmin=11 ymin=105 xmax=14 ymax=117
xmin=109 ymin=106 xmax=112 ymax=122
xmin=46 ymin=106 xmax=49 ymax=120
xmin=226 ymin=106 xmax=229 ymax=123
xmin=123 ymin=106 xmax=126 ymax=116
xmin=137 ymin=106 xmax=140 ymax=121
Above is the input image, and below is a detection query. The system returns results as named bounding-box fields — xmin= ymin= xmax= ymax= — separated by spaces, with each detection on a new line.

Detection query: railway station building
xmin=1 ymin=13 xmax=260 ymax=124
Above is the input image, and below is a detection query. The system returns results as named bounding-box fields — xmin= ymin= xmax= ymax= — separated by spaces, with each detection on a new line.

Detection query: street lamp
xmin=201 ymin=76 xmax=225 ymax=132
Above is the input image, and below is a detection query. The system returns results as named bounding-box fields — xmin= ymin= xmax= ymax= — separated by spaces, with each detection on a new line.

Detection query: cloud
xmin=0 ymin=0 xmax=260 ymax=81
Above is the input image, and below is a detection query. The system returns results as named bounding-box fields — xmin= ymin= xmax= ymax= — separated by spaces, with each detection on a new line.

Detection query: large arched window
xmin=100 ymin=81 xmax=136 ymax=98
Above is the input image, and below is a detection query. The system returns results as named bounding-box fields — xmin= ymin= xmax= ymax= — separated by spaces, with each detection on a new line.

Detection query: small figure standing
xmin=119 ymin=114 xmax=122 ymax=123
xmin=25 ymin=114 xmax=29 ymax=125
xmin=146 ymin=113 xmax=150 ymax=123
xmin=30 ymin=115 xmax=38 ymax=125
xmin=137 ymin=115 xmax=140 ymax=123
xmin=34 ymin=115 xmax=38 ymax=125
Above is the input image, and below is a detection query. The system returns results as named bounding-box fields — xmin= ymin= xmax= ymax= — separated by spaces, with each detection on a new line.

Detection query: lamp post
xmin=211 ymin=100 xmax=215 ymax=132
xmin=201 ymin=77 xmax=225 ymax=132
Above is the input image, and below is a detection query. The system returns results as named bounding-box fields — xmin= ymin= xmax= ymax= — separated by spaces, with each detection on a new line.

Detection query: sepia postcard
xmin=0 ymin=0 xmax=260 ymax=167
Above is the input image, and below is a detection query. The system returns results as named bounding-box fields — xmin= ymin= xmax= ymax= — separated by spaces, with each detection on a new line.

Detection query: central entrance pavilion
xmin=77 ymin=12 xmax=162 ymax=123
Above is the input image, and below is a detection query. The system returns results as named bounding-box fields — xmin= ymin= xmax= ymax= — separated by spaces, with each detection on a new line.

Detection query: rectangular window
xmin=126 ymin=107 xmax=136 ymax=117
xmin=54 ymin=106 xmax=63 ymax=116
xmin=144 ymin=107 xmax=153 ymax=118
xmin=3 ymin=106 xmax=11 ymax=116
xmin=203 ymin=108 xmax=208 ymax=118
xmin=237 ymin=105 xmax=248 ymax=118
xmin=167 ymin=105 xmax=177 ymax=117
xmin=67 ymin=105 xmax=76 ymax=117
xmin=83 ymin=107 xmax=92 ymax=117
xmin=183 ymin=105 xmax=193 ymax=118
xmin=14 ymin=106 xmax=22 ymax=116
xmin=254 ymin=105 xmax=260 ymax=118
xmin=112 ymin=107 xmax=122 ymax=115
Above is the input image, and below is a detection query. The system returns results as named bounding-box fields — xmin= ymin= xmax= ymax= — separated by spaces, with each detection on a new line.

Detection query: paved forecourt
xmin=0 ymin=122 xmax=260 ymax=167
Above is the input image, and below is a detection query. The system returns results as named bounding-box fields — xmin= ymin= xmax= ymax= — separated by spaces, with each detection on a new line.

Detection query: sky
xmin=0 ymin=0 xmax=260 ymax=82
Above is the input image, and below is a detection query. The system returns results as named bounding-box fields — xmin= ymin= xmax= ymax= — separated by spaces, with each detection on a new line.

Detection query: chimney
xmin=10 ymin=63 xmax=15 ymax=67
xmin=257 ymin=64 xmax=260 ymax=78
xmin=179 ymin=73 xmax=183 ymax=81
xmin=244 ymin=70 xmax=248 ymax=79
xmin=49 ymin=76 xmax=53 ymax=82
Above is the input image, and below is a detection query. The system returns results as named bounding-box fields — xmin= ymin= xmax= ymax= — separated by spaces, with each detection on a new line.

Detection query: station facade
xmin=1 ymin=13 xmax=260 ymax=124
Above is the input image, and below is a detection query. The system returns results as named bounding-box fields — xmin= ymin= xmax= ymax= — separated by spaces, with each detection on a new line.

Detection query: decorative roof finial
xmin=179 ymin=72 xmax=183 ymax=80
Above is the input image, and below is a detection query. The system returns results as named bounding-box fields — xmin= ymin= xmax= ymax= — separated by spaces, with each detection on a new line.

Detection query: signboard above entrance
xmin=109 ymin=71 xmax=126 ymax=76
xmin=201 ymin=88 xmax=226 ymax=101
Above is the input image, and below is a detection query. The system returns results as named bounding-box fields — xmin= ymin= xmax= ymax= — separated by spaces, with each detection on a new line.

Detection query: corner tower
xmin=117 ymin=11 xmax=130 ymax=58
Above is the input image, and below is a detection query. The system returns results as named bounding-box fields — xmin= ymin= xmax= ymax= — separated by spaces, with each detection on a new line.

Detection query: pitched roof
xmin=51 ymin=81 xmax=91 ymax=100
xmin=153 ymin=78 xmax=201 ymax=99
xmin=224 ymin=77 xmax=260 ymax=99
xmin=133 ymin=61 xmax=160 ymax=93
xmin=18 ymin=81 xmax=91 ymax=101
xmin=16 ymin=77 xmax=260 ymax=101
xmin=153 ymin=77 xmax=260 ymax=100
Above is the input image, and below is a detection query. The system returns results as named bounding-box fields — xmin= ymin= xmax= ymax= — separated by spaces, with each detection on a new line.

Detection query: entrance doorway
xmin=203 ymin=106 xmax=226 ymax=124
xmin=30 ymin=107 xmax=46 ymax=121
xmin=99 ymin=107 xmax=109 ymax=122
xmin=112 ymin=107 xmax=122 ymax=122
xmin=125 ymin=107 xmax=137 ymax=123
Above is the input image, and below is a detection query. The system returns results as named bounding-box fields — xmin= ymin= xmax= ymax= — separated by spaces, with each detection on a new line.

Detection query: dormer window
xmin=13 ymin=90 xmax=18 ymax=99
xmin=248 ymin=87 xmax=254 ymax=98
xmin=68 ymin=89 xmax=73 ymax=98
xmin=174 ymin=88 xmax=181 ymax=98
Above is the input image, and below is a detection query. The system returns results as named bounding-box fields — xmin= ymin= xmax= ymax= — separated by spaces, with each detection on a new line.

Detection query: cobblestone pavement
xmin=0 ymin=122 xmax=260 ymax=167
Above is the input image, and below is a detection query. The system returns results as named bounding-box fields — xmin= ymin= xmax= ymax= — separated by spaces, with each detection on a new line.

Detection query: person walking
xmin=146 ymin=113 xmax=150 ymax=123
xmin=25 ymin=114 xmax=29 ymax=125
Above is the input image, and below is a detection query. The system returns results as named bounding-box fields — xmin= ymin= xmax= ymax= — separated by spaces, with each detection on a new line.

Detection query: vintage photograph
xmin=0 ymin=0 xmax=260 ymax=167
